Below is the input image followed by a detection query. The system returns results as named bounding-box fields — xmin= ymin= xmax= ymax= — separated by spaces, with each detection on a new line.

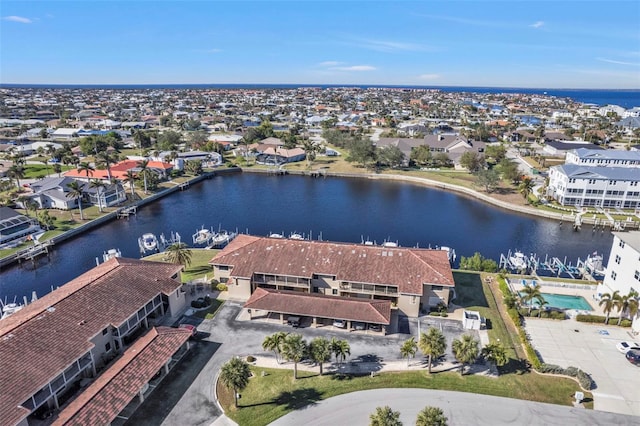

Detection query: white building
xmin=547 ymin=164 xmax=640 ymax=208
xmin=597 ymin=231 xmax=640 ymax=334
xmin=565 ymin=148 xmax=640 ymax=168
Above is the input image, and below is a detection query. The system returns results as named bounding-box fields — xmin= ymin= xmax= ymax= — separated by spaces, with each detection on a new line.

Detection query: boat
xmin=361 ymin=236 xmax=375 ymax=246
xmin=208 ymin=229 xmax=237 ymax=248
xmin=585 ymin=251 xmax=606 ymax=276
xmin=268 ymin=232 xmax=285 ymax=239
xmin=103 ymin=248 xmax=122 ymax=263
xmin=289 ymin=232 xmax=304 ymax=240
xmin=1 ymin=299 xmax=24 ymax=319
xmin=509 ymin=250 xmax=528 ymax=270
xmin=382 ymin=239 xmax=398 ymax=248
xmin=138 ymin=233 xmax=159 ymax=253
xmin=192 ymin=226 xmax=214 ymax=245
xmin=440 ymin=246 xmax=457 ymax=264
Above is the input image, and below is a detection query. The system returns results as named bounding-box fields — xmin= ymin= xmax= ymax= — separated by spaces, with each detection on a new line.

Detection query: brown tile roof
xmin=244 ymin=288 xmax=391 ymax=324
xmin=53 ymin=327 xmax=191 ymax=426
xmin=0 ymin=258 xmax=183 ymax=426
xmin=211 ymin=235 xmax=454 ymax=295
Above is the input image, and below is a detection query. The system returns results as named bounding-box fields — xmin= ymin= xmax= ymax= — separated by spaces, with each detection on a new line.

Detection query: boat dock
xmin=16 ymin=242 xmax=53 ymax=266
xmin=116 ymin=206 xmax=137 ymax=219
xmin=500 ymin=250 xmax=602 ymax=281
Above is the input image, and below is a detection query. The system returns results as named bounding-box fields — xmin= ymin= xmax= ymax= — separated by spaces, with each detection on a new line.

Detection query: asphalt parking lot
xmin=129 ymin=301 xmax=477 ymax=426
xmin=524 ymin=318 xmax=640 ymax=416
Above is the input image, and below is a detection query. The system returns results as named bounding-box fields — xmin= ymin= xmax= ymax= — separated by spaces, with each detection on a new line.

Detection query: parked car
xmin=616 ymin=341 xmax=640 ymax=354
xmin=287 ymin=316 xmax=301 ymax=328
xmin=368 ymin=324 xmax=382 ymax=332
xmin=352 ymin=321 xmax=366 ymax=331
xmin=625 ymin=349 xmax=640 ymax=366
xmin=333 ymin=319 xmax=346 ymax=328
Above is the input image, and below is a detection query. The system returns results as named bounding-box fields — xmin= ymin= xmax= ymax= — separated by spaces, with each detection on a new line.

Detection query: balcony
xmin=253 ymin=276 xmax=310 ymax=289
xmin=339 ymin=282 xmax=398 ymax=296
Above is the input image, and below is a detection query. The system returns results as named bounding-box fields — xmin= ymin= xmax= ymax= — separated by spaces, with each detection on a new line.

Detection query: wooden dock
xmin=17 ymin=242 xmax=52 ymax=266
xmin=116 ymin=206 xmax=137 ymax=219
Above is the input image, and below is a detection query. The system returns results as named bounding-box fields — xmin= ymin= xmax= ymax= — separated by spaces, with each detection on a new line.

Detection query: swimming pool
xmin=520 ymin=292 xmax=593 ymax=311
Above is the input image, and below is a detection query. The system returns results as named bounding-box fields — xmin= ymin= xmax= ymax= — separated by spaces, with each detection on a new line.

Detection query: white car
xmin=616 ymin=341 xmax=640 ymax=353
xmin=333 ymin=319 xmax=346 ymax=329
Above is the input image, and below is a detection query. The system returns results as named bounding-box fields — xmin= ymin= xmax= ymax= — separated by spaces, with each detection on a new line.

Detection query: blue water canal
xmin=0 ymin=173 xmax=614 ymax=301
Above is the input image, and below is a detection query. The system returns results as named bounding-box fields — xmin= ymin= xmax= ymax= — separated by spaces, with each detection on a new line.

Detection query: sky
xmin=1 ymin=1 xmax=639 ymax=88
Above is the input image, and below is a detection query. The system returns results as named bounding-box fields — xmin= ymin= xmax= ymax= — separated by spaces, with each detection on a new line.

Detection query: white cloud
xmin=344 ymin=37 xmax=431 ymax=53
xmin=332 ymin=65 xmax=376 ymax=72
xmin=418 ymin=74 xmax=440 ymax=80
xmin=3 ymin=15 xmax=32 ymax=24
xmin=597 ymin=57 xmax=640 ymax=66
xmin=530 ymin=21 xmax=545 ymax=29
xmin=318 ymin=61 xmax=341 ymax=67
xmin=206 ymin=48 xmax=222 ymax=53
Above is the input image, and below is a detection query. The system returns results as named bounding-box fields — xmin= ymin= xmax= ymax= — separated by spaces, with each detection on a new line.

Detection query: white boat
xmin=509 ymin=250 xmax=528 ymax=270
xmin=585 ymin=252 xmax=606 ymax=276
xmin=1 ymin=301 xmax=23 ymax=319
xmin=103 ymin=248 xmax=122 ymax=263
xmin=440 ymin=246 xmax=457 ymax=264
xmin=268 ymin=232 xmax=285 ymax=239
xmin=192 ymin=227 xmax=214 ymax=245
xmin=382 ymin=240 xmax=398 ymax=248
xmin=139 ymin=233 xmax=158 ymax=253
xmin=289 ymin=232 xmax=304 ymax=240
xmin=208 ymin=229 xmax=237 ymax=248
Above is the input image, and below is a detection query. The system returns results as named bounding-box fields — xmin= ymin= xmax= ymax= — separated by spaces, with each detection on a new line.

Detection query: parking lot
xmin=524 ymin=318 xmax=640 ymax=416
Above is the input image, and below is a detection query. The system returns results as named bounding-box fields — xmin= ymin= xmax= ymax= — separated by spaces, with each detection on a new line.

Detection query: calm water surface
xmin=0 ymin=173 xmax=613 ymax=300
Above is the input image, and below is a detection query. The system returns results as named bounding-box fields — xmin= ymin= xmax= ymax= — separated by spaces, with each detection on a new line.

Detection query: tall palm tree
xmin=96 ymin=150 xmax=118 ymax=180
xmin=309 ymin=336 xmax=332 ymax=375
xmin=281 ymin=333 xmax=307 ymax=379
xmin=7 ymin=164 xmax=25 ymax=188
xmin=124 ymin=170 xmax=137 ymax=196
xmin=137 ymin=159 xmax=150 ymax=193
xmin=418 ymin=327 xmax=446 ymax=374
xmin=262 ymin=332 xmax=288 ymax=364
xmin=66 ymin=180 xmax=86 ymax=220
xmin=219 ymin=357 xmax=252 ymax=408
xmin=300 ymin=137 xmax=317 ymax=169
xmin=400 ymin=337 xmax=418 ymax=366
xmin=330 ymin=337 xmax=351 ymax=366
xmin=481 ymin=342 xmax=508 ymax=367
xmin=416 ymin=406 xmax=448 ymax=426
xmin=369 ymin=406 xmax=402 ymax=426
xmin=164 ymin=242 xmax=192 ymax=267
xmin=616 ymin=291 xmax=639 ymax=325
xmin=89 ymin=179 xmax=107 ymax=212
xmin=77 ymin=161 xmax=95 ymax=178
xmin=599 ymin=291 xmax=619 ymax=324
xmin=518 ymin=177 xmax=534 ymax=204
xmin=520 ymin=285 xmax=546 ymax=315
xmin=451 ymin=334 xmax=479 ymax=375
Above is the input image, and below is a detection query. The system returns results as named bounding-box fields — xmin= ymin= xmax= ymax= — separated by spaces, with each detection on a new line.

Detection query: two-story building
xmin=565 ymin=148 xmax=640 ymax=168
xmin=209 ymin=235 xmax=455 ymax=332
xmin=0 ymin=258 xmax=190 ymax=426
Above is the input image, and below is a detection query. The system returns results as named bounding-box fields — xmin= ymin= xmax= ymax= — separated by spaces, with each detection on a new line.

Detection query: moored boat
xmin=138 ymin=233 xmax=159 ymax=253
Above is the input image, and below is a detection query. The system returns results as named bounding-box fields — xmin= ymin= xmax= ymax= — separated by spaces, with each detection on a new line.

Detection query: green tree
xmin=309 ymin=336 xmax=332 ymax=375
xmin=369 ymin=406 xmax=402 ymax=426
xmin=137 ymin=159 xmax=150 ymax=194
xmin=330 ymin=337 xmax=351 ymax=365
xmin=164 ymin=242 xmax=192 ymax=267
xmin=475 ymin=168 xmax=500 ymax=192
xmin=77 ymin=161 xmax=95 ymax=178
xmin=124 ymin=170 xmax=137 ymax=196
xmin=38 ymin=210 xmax=54 ymax=230
xmin=498 ymin=158 xmax=521 ymax=183
xmin=95 ymin=151 xmax=119 ymax=180
xmin=377 ymin=146 xmax=405 ymax=169
xmin=459 ymin=252 xmax=496 ymax=272
xmin=484 ymin=144 xmax=506 ymax=163
xmin=481 ymin=343 xmax=508 ymax=367
xmin=7 ymin=165 xmax=25 ymax=188
xmin=281 ymin=333 xmax=307 ymax=379
xmin=460 ymin=151 xmax=484 ymax=172
xmin=432 ymin=152 xmax=452 ymax=168
xmin=614 ymin=291 xmax=638 ymax=325
xmin=219 ymin=357 xmax=252 ymax=408
xmin=347 ymin=138 xmax=377 ymax=168
xmin=133 ymin=129 xmax=152 ymax=152
xmin=66 ymin=180 xmax=86 ymax=220
xmin=416 ymin=406 xmax=448 ymax=426
xmin=520 ymin=285 xmax=546 ymax=315
xmin=157 ymin=130 xmax=182 ymax=150
xmin=89 ymin=179 xmax=106 ymax=212
xmin=400 ymin=337 xmax=418 ymax=366
xmin=185 ymin=159 xmax=203 ymax=175
xmin=418 ymin=328 xmax=446 ymax=373
xmin=452 ymin=334 xmax=480 ymax=375
xmin=518 ymin=177 xmax=534 ymax=204
xmin=53 ymin=163 xmax=62 ymax=177
xmin=300 ymin=137 xmax=318 ymax=168
xmin=599 ymin=291 xmax=618 ymax=324
xmin=262 ymin=332 xmax=288 ymax=364
xmin=410 ymin=145 xmax=433 ymax=167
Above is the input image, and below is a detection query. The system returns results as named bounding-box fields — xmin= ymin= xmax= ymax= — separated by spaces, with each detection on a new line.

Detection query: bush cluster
xmin=428 ymin=312 xmax=448 ymax=317
xmin=538 ymin=363 xmax=595 ymax=390
xmin=576 ymin=314 xmax=630 ymax=327
xmin=518 ymin=309 xmax=566 ymax=320
xmin=216 ymin=283 xmax=228 ymax=292
xmin=246 ymin=355 xmax=256 ymax=363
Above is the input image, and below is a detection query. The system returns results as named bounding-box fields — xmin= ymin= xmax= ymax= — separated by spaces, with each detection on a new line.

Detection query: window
xmin=411 ymin=296 xmax=417 ymax=304
xmin=611 ymin=271 xmax=617 ymax=280
xmin=313 ymin=287 xmax=319 ymax=293
xmin=105 ymin=342 xmax=112 ymax=352
xmin=615 ymin=255 xmax=621 ymax=264
xmin=102 ymin=328 xmax=108 ymax=335
xmin=635 ymin=270 xmax=640 ymax=281
xmin=619 ymin=241 xmax=625 ymax=248
xmin=432 ymin=285 xmax=444 ymax=291
xmin=332 ymin=289 xmax=338 ymax=295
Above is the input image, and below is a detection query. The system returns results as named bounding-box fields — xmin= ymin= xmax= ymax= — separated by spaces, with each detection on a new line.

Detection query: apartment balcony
xmin=339 ymin=282 xmax=398 ymax=296
xmin=253 ymin=277 xmax=310 ymax=289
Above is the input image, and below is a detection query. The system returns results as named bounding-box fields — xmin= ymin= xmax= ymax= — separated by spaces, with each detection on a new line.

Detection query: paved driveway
xmin=524 ymin=318 xmax=640 ymax=416
xmin=129 ymin=302 xmax=476 ymax=426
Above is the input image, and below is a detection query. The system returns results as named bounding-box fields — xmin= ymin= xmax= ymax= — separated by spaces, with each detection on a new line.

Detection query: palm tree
xmin=89 ymin=179 xmax=107 ymax=212
xmin=400 ymin=337 xmax=418 ymax=366
xmin=77 ymin=161 xmax=95 ymax=178
xmin=309 ymin=336 xmax=332 ymax=375
xmin=262 ymin=332 xmax=288 ymax=364
xmin=137 ymin=159 xmax=150 ymax=193
xmin=219 ymin=357 xmax=252 ymax=408
xmin=7 ymin=164 xmax=25 ymax=188
xmin=369 ymin=406 xmax=402 ymax=426
xmin=615 ymin=291 xmax=639 ymax=325
xmin=66 ymin=180 xmax=86 ymax=220
xmin=96 ymin=151 xmax=118 ymax=180
xmin=599 ymin=291 xmax=619 ymax=324
xmin=518 ymin=177 xmax=534 ymax=204
xmin=124 ymin=170 xmax=137 ymax=196
xmin=452 ymin=334 xmax=479 ymax=375
xmin=300 ymin=137 xmax=317 ymax=168
xmin=481 ymin=343 xmax=508 ymax=368
xmin=416 ymin=406 xmax=448 ymax=426
xmin=281 ymin=333 xmax=307 ymax=379
xmin=520 ymin=285 xmax=545 ymax=315
xmin=164 ymin=242 xmax=192 ymax=267
xmin=330 ymin=337 xmax=351 ymax=366
xmin=418 ymin=327 xmax=446 ymax=374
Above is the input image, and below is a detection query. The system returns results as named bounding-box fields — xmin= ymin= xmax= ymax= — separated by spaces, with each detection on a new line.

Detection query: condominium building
xmin=565 ymin=148 xmax=640 ymax=168
xmin=0 ymin=258 xmax=190 ymax=426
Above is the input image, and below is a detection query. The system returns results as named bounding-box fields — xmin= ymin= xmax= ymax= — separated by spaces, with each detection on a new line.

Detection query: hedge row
xmin=538 ymin=363 xmax=595 ymax=390
xmin=576 ymin=314 xmax=631 ymax=327
xmin=518 ymin=308 xmax=567 ymax=320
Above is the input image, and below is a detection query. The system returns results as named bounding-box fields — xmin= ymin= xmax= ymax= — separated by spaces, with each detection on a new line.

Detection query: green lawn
xmin=218 ymin=367 xmax=591 ymax=426
xmin=23 ymin=164 xmax=73 ymax=179
xmin=192 ymin=299 xmax=224 ymax=319
xmin=143 ymin=248 xmax=218 ymax=283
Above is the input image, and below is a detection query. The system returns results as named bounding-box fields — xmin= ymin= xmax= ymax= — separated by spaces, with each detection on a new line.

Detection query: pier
xmin=116 ymin=206 xmax=137 ymax=219
xmin=17 ymin=242 xmax=53 ymax=267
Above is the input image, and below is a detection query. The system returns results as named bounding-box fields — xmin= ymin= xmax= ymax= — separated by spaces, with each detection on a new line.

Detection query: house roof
xmin=53 ymin=327 xmax=190 ymax=426
xmin=0 ymin=258 xmax=183 ymax=426
xmin=244 ymin=287 xmax=392 ymax=324
xmin=570 ymin=148 xmax=640 ymax=162
xmin=613 ymin=231 xmax=640 ymax=254
xmin=553 ymin=164 xmax=640 ymax=181
xmin=210 ymin=235 xmax=454 ymax=295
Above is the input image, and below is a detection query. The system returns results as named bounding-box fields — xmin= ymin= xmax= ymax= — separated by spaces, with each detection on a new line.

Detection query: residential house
xmin=0 ymin=207 xmax=41 ymax=247
xmin=256 ymin=147 xmax=306 ymax=165
xmin=0 ymin=258 xmax=190 ymax=426
xmin=542 ymin=141 xmax=602 ymax=158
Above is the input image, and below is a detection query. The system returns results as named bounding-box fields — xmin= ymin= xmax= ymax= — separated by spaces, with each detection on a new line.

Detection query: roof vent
xmin=46 ymin=307 xmax=56 ymax=313
xmin=382 ymin=251 xmax=387 ymax=257
xmin=78 ymin=320 xmax=87 ymax=326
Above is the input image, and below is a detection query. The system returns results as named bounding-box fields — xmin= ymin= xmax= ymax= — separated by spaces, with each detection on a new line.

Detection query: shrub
xmin=246 ymin=355 xmax=256 ymax=363
xmin=429 ymin=311 xmax=441 ymax=317
xmin=620 ymin=319 xmax=632 ymax=327
xmin=576 ymin=314 xmax=605 ymax=323
xmin=524 ymin=342 xmax=541 ymax=369
xmin=191 ymin=300 xmax=205 ymax=309
xmin=548 ymin=311 xmax=567 ymax=320
xmin=216 ymin=283 xmax=228 ymax=291
xmin=441 ymin=313 xmax=448 ymax=318
xmin=204 ymin=295 xmax=212 ymax=306
xmin=538 ymin=363 xmax=594 ymax=390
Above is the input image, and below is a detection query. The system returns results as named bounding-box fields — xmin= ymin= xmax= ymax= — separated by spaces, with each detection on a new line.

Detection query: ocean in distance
xmin=2 ymin=84 xmax=639 ymax=109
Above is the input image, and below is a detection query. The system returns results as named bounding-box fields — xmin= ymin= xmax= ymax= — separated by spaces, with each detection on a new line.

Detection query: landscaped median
xmin=216 ymin=365 xmax=592 ymax=426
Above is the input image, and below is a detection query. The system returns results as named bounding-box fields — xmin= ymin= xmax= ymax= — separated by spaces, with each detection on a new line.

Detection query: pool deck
xmin=509 ymin=279 xmax=606 ymax=316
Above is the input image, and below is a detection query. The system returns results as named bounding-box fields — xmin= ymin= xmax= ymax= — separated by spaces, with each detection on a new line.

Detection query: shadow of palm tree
xmin=274 ymin=388 xmax=322 ymax=410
